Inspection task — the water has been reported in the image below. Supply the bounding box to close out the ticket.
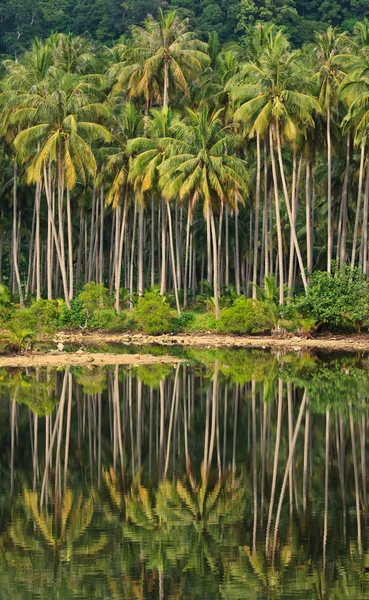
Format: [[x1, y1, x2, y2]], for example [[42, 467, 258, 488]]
[[0, 348, 369, 598]]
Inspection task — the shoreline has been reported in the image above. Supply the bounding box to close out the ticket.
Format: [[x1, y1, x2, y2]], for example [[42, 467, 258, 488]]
[[54, 331, 369, 353]]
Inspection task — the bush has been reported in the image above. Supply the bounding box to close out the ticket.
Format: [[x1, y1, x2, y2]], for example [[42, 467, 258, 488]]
[[218, 297, 273, 334], [89, 309, 126, 332], [58, 298, 85, 329], [292, 266, 369, 331], [28, 299, 59, 334], [184, 311, 217, 332], [132, 292, 173, 334], [78, 282, 111, 316], [171, 312, 195, 332]]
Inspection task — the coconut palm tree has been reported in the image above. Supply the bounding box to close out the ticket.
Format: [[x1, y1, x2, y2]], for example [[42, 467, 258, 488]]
[[12, 71, 111, 307], [129, 9, 209, 108], [158, 105, 248, 317]]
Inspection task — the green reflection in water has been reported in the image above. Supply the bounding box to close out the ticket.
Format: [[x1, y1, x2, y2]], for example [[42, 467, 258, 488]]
[[0, 349, 368, 598]]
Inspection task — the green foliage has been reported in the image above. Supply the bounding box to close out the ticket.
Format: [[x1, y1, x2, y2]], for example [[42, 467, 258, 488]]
[[78, 283, 112, 316], [184, 311, 218, 332], [58, 298, 85, 329], [28, 299, 59, 333], [218, 297, 273, 334], [0, 323, 34, 352], [89, 309, 126, 331], [171, 311, 195, 332], [291, 267, 369, 331], [131, 292, 174, 335]]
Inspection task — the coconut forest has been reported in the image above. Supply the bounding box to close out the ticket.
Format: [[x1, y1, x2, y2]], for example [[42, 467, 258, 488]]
[[1, 3, 369, 599]]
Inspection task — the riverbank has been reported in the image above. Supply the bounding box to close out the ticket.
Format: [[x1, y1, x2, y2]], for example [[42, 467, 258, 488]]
[[0, 351, 182, 368], [52, 331, 369, 353]]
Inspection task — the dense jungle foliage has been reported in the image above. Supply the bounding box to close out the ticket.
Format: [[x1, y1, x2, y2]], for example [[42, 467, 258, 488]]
[[3, 9, 369, 338], [2, 0, 369, 56]]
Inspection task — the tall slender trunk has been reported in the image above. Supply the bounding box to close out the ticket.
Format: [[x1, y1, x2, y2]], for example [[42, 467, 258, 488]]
[[269, 128, 284, 304], [151, 198, 155, 287], [351, 144, 366, 270], [160, 200, 167, 295], [339, 133, 350, 269], [209, 207, 220, 318], [115, 189, 128, 313], [184, 202, 191, 308], [163, 60, 169, 107], [275, 122, 307, 291], [137, 204, 144, 296], [166, 202, 181, 315], [234, 210, 240, 295], [66, 186, 73, 300], [12, 158, 24, 307], [327, 106, 333, 273], [99, 186, 104, 284], [35, 182, 41, 300], [362, 160, 369, 275], [252, 132, 261, 298], [306, 158, 313, 274]]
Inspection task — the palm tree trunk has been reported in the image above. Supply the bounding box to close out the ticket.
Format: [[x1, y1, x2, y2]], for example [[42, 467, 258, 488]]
[[234, 210, 240, 295], [115, 189, 128, 313], [160, 200, 167, 295], [252, 132, 261, 298], [327, 105, 333, 273], [35, 181, 41, 300], [151, 198, 155, 287], [209, 207, 220, 318], [99, 186, 104, 284], [43, 166, 70, 308], [66, 186, 73, 300], [184, 202, 191, 308], [166, 202, 181, 315], [269, 128, 284, 304], [339, 133, 350, 269], [137, 204, 144, 296], [362, 161, 369, 275], [129, 201, 137, 307], [306, 158, 313, 274], [275, 122, 307, 291], [351, 144, 365, 270], [163, 60, 169, 107], [12, 158, 24, 307]]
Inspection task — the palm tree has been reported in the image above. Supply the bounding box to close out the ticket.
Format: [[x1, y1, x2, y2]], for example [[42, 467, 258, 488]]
[[158, 105, 248, 317], [129, 9, 209, 107], [128, 106, 183, 314], [12, 71, 111, 307], [315, 27, 348, 273], [233, 28, 319, 302]]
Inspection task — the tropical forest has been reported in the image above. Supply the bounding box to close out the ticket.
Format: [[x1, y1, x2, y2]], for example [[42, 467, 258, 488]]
[[1, 2, 369, 599]]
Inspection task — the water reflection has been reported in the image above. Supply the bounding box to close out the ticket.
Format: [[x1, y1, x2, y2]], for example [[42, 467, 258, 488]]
[[0, 350, 369, 598]]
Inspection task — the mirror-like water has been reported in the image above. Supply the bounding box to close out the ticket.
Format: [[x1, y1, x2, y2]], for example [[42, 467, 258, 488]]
[[1, 349, 369, 599]]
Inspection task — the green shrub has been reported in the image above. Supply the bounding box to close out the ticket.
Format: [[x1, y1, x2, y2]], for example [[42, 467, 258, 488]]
[[219, 297, 273, 334], [58, 298, 85, 329], [8, 309, 36, 333], [185, 311, 217, 332], [292, 266, 369, 331], [78, 282, 111, 316], [28, 299, 59, 333], [132, 292, 173, 334], [171, 311, 195, 332], [89, 309, 126, 332]]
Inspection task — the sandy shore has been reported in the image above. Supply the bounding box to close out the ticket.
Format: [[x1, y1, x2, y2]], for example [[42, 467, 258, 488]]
[[0, 352, 182, 368], [52, 331, 369, 353]]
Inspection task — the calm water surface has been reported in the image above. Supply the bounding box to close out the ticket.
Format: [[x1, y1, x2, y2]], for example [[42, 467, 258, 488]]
[[1, 348, 369, 599]]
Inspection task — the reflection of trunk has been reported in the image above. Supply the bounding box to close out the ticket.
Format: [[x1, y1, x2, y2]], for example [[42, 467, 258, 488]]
[[207, 361, 219, 477], [159, 380, 165, 477], [10, 400, 16, 497], [137, 380, 142, 472], [232, 386, 239, 476], [349, 404, 362, 554], [303, 406, 310, 513], [33, 413, 38, 491], [361, 415, 367, 525], [252, 380, 257, 551], [40, 369, 69, 505], [323, 409, 330, 572], [261, 402, 267, 527], [63, 372, 73, 491], [272, 392, 307, 559], [222, 384, 228, 473], [164, 364, 180, 479], [266, 379, 283, 552]]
